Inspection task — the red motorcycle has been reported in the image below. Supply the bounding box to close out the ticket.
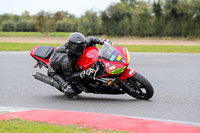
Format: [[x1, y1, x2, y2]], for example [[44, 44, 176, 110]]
[[30, 41, 154, 100]]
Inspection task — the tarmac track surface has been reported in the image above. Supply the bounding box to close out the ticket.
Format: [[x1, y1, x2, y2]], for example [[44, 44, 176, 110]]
[[0, 52, 200, 124]]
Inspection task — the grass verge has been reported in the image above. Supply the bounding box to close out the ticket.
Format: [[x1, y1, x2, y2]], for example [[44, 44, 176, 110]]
[[0, 119, 126, 133], [0, 42, 200, 53], [0, 32, 72, 37], [122, 45, 200, 53], [0, 42, 60, 51]]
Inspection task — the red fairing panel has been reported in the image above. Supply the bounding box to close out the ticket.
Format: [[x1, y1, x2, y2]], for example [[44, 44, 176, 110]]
[[119, 68, 136, 81], [30, 46, 55, 67], [76, 47, 100, 70], [115, 47, 129, 65]]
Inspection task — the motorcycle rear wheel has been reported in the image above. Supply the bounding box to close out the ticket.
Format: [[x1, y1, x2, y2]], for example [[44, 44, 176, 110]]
[[126, 72, 154, 100]]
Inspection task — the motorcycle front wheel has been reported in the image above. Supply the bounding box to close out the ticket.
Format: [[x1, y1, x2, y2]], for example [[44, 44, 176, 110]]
[[126, 72, 154, 100]]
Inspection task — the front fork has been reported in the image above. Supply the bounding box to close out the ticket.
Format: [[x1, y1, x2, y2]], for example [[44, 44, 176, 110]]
[[105, 68, 136, 92], [91, 68, 136, 88]]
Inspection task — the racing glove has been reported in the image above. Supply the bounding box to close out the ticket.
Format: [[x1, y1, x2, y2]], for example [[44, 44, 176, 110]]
[[86, 36, 104, 45], [95, 38, 104, 45]]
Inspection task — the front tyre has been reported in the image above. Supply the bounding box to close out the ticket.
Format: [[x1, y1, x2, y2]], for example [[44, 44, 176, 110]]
[[126, 72, 154, 100]]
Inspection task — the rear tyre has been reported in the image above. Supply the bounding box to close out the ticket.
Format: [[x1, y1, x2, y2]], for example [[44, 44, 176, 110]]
[[126, 72, 154, 100]]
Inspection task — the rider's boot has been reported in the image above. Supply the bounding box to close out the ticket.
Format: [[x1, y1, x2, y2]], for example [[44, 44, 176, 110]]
[[62, 83, 75, 98], [53, 74, 75, 98]]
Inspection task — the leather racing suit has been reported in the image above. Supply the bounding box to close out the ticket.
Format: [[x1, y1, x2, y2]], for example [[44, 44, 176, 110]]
[[49, 36, 103, 94]]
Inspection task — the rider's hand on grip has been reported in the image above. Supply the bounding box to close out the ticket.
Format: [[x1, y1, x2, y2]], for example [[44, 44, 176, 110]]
[[102, 40, 112, 45], [95, 38, 104, 45]]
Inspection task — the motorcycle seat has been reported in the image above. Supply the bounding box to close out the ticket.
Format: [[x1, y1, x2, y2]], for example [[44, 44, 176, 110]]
[[35, 46, 54, 59]]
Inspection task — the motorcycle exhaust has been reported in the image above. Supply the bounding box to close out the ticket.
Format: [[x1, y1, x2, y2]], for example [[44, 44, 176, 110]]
[[32, 72, 60, 90]]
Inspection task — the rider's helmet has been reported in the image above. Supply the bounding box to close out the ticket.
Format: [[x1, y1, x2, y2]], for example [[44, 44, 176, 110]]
[[68, 32, 86, 57]]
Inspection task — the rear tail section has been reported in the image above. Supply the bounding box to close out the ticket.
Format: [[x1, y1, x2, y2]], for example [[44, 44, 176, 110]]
[[30, 46, 55, 68]]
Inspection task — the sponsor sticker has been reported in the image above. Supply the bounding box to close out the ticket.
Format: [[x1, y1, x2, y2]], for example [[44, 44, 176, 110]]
[[128, 69, 134, 75], [109, 65, 116, 71], [113, 51, 118, 56], [110, 55, 116, 61], [106, 63, 110, 66], [116, 55, 122, 61]]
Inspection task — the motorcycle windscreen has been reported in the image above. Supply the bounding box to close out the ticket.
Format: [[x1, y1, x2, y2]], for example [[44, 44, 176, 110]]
[[100, 42, 126, 63]]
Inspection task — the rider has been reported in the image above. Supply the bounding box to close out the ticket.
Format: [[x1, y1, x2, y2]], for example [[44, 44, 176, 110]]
[[49, 32, 104, 98]]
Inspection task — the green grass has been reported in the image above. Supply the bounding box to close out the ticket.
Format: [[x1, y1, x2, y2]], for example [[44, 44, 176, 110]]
[[0, 42, 200, 53], [0, 111, 10, 114], [0, 119, 126, 133], [0, 32, 72, 37], [0, 42, 59, 51], [119, 45, 200, 53]]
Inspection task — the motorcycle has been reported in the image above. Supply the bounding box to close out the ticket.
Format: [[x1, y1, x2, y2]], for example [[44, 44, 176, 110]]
[[30, 41, 154, 100]]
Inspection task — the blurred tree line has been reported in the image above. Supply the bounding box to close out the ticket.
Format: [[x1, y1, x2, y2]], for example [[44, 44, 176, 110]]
[[0, 0, 199, 37]]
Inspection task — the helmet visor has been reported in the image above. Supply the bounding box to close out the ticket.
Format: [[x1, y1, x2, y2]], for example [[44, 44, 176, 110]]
[[69, 42, 85, 53]]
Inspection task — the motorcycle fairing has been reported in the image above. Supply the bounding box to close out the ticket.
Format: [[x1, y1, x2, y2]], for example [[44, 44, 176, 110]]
[[76, 47, 100, 70], [76, 42, 131, 76], [100, 45, 130, 75], [102, 60, 127, 75], [115, 47, 130, 64]]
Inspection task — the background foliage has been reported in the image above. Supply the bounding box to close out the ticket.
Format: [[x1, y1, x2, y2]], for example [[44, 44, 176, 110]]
[[0, 0, 199, 37]]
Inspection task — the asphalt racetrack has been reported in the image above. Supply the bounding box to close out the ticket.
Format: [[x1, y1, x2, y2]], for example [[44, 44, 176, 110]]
[[0, 52, 200, 124]]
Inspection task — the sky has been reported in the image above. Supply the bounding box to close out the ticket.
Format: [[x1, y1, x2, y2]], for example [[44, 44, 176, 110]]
[[0, 0, 121, 17]]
